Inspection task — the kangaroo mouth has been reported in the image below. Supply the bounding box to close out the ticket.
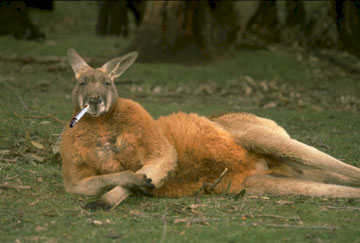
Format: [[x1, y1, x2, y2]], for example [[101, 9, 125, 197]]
[[87, 103, 106, 117], [78, 94, 112, 117], [82, 98, 106, 117]]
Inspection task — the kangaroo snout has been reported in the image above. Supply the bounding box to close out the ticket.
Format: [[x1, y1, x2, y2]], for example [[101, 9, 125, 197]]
[[88, 96, 104, 106], [85, 95, 106, 117]]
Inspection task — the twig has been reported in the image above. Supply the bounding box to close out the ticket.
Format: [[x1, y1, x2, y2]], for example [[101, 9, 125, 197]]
[[266, 224, 338, 230], [255, 214, 300, 221], [173, 217, 217, 225], [323, 206, 360, 211], [13, 112, 67, 125], [0, 183, 31, 190], [208, 168, 228, 191], [221, 180, 232, 195], [7, 86, 29, 111], [194, 168, 228, 196], [194, 185, 206, 196], [0, 158, 19, 163], [314, 138, 330, 150], [159, 205, 168, 243], [238, 197, 248, 215]]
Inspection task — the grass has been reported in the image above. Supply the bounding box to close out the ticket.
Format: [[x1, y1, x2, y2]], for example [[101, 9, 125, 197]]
[[1, 2, 360, 243]]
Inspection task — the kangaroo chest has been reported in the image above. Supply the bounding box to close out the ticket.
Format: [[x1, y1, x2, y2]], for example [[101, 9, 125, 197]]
[[86, 130, 143, 174]]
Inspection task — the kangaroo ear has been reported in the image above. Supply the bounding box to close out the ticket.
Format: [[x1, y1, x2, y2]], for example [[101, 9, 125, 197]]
[[101, 51, 138, 80], [67, 48, 91, 79]]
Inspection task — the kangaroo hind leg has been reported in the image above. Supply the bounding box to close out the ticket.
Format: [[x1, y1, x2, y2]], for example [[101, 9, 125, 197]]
[[212, 113, 360, 186], [245, 175, 360, 198]]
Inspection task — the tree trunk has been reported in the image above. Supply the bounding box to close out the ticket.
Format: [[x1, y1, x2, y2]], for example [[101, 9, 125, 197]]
[[96, 0, 146, 37], [242, 0, 279, 47], [24, 0, 53, 10], [279, 0, 306, 46], [0, 1, 45, 40], [96, 1, 128, 37], [331, 0, 360, 56], [127, 0, 146, 26], [127, 1, 240, 62], [286, 0, 305, 28]]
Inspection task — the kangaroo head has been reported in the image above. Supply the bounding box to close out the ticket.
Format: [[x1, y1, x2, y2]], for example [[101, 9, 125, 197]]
[[67, 48, 138, 117]]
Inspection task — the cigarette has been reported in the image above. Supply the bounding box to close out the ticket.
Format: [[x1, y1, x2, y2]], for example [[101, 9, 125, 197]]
[[69, 105, 89, 128]]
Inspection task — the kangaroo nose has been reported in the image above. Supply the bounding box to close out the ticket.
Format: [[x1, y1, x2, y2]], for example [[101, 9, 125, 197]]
[[89, 97, 102, 106]]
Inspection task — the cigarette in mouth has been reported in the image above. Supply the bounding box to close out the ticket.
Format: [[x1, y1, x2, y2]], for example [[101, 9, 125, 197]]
[[69, 105, 89, 128]]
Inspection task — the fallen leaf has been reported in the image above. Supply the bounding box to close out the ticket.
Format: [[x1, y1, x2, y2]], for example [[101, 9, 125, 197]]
[[31, 141, 44, 150], [30, 154, 45, 162], [263, 102, 277, 108], [29, 199, 40, 206], [260, 81, 269, 92], [187, 204, 207, 210], [195, 84, 213, 95], [174, 218, 188, 224], [52, 144, 61, 154], [276, 200, 294, 206], [92, 220, 103, 226], [244, 75, 256, 86], [153, 86, 162, 94], [129, 210, 145, 217], [0, 150, 10, 155], [35, 226, 46, 232], [40, 121, 51, 125]]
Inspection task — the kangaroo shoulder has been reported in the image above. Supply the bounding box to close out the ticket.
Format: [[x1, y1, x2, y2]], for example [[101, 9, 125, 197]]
[[115, 98, 155, 123]]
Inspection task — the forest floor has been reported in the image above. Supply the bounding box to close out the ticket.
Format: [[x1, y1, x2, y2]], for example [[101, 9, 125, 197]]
[[1, 2, 360, 243]]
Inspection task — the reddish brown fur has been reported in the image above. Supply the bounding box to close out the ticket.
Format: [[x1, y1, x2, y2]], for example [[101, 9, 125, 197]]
[[61, 99, 270, 197], [61, 98, 170, 189], [154, 112, 263, 197], [61, 49, 360, 209]]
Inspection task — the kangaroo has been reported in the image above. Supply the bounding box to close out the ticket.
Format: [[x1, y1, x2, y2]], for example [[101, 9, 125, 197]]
[[60, 49, 360, 210]]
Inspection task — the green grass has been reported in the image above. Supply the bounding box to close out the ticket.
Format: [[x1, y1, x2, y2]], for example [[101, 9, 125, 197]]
[[1, 2, 360, 243]]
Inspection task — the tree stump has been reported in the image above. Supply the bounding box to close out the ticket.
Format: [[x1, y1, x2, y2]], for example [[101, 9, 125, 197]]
[[127, 1, 240, 62]]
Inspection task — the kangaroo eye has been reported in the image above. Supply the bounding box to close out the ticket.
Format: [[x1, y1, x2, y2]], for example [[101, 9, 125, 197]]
[[103, 81, 111, 86], [79, 81, 87, 87]]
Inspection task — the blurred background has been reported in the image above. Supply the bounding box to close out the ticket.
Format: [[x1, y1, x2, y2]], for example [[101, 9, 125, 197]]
[[1, 1, 360, 60], [0, 0, 360, 58]]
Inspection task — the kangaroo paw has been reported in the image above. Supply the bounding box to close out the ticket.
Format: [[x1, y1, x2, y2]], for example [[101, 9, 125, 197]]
[[124, 174, 155, 196], [84, 200, 112, 211]]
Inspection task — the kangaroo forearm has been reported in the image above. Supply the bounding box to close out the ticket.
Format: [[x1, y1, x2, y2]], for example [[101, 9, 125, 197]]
[[65, 171, 134, 196], [137, 146, 177, 187]]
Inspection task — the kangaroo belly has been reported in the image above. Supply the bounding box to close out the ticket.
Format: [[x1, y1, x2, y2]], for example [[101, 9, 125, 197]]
[[155, 112, 268, 196]]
